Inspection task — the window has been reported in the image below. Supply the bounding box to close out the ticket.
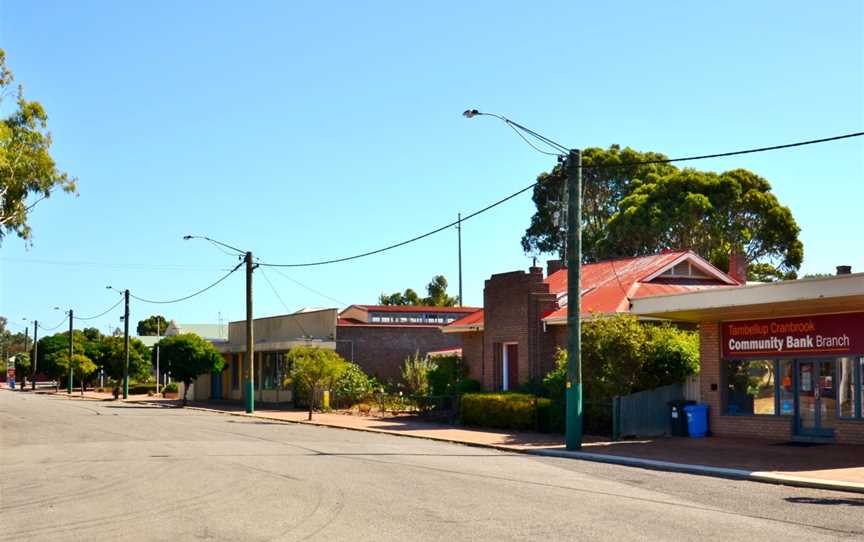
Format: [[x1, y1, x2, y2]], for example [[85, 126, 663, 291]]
[[838, 357, 856, 418], [725, 359, 776, 415], [262, 353, 279, 390], [778, 360, 794, 415]]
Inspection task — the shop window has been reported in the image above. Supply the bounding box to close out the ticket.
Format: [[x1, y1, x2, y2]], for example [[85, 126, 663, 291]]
[[725, 359, 776, 415], [778, 360, 794, 415], [261, 353, 279, 390]]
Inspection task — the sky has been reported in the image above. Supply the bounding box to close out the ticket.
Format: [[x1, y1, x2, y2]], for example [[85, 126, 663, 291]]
[[1, 0, 862, 336]]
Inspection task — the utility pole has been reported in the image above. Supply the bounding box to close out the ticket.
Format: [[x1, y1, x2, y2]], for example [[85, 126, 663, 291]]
[[565, 148, 583, 450], [67, 310, 74, 394], [155, 317, 161, 395], [31, 321, 38, 391], [123, 289, 130, 399], [245, 251, 255, 413], [457, 213, 463, 306]]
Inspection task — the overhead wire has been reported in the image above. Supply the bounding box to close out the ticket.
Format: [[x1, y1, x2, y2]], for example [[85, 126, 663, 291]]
[[73, 295, 125, 321], [258, 130, 864, 269], [39, 315, 70, 332], [129, 261, 243, 304], [265, 266, 348, 307], [258, 266, 310, 338]]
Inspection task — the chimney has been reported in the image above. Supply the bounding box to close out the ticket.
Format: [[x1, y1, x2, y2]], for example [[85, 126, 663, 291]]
[[728, 252, 747, 284], [836, 265, 852, 275], [547, 259, 565, 276], [529, 265, 544, 278]]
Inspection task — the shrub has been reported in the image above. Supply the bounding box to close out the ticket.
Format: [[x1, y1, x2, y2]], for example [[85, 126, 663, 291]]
[[460, 393, 551, 431], [162, 382, 178, 393], [128, 383, 157, 395], [455, 378, 482, 394], [401, 352, 434, 396], [427, 355, 465, 396], [331, 362, 375, 408]]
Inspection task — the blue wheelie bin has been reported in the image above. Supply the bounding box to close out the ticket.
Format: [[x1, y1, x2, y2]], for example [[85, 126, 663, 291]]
[[684, 404, 709, 438]]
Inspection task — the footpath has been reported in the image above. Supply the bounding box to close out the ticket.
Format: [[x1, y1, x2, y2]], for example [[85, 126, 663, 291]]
[[9, 385, 864, 495]]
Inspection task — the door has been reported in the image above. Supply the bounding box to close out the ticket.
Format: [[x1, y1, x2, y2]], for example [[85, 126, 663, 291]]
[[503, 343, 519, 391], [796, 359, 836, 437], [210, 368, 223, 400]]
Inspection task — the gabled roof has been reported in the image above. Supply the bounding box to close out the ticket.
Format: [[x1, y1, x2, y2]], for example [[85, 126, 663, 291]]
[[542, 251, 738, 323]]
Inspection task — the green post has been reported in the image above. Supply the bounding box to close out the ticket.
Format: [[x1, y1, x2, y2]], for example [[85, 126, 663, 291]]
[[67, 310, 73, 394], [565, 148, 583, 450], [244, 251, 255, 413], [123, 289, 130, 399]]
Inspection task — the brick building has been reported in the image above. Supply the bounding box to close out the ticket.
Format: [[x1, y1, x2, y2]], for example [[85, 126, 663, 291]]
[[632, 268, 864, 444], [444, 251, 739, 391], [336, 305, 479, 381]]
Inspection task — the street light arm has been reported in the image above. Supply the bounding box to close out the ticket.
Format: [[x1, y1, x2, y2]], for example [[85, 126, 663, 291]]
[[183, 235, 246, 256], [462, 109, 570, 154]]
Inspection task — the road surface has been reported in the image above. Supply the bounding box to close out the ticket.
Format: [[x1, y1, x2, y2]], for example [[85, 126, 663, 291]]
[[1, 391, 862, 541]]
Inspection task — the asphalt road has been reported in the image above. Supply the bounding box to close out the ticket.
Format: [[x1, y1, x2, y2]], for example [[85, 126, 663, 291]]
[[1, 391, 862, 541]]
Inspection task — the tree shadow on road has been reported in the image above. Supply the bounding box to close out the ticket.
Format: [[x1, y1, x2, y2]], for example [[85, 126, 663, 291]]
[[785, 496, 864, 507]]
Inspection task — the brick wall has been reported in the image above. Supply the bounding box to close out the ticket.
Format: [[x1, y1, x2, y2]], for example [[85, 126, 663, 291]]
[[461, 331, 484, 382], [336, 325, 462, 382], [699, 321, 864, 444], [482, 268, 558, 390]]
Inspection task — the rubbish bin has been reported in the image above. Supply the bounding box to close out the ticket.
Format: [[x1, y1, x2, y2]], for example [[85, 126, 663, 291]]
[[668, 400, 695, 436], [684, 404, 709, 438]]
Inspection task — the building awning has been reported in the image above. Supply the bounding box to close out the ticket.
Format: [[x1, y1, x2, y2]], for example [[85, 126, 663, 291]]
[[217, 339, 336, 354], [630, 273, 864, 323]]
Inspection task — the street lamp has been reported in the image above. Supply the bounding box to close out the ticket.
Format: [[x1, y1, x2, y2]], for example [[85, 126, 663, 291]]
[[184, 234, 255, 413], [464, 109, 584, 450]]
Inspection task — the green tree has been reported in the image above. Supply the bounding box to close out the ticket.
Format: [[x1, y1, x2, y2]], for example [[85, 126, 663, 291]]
[[602, 168, 803, 277], [136, 315, 169, 336], [156, 333, 224, 404], [521, 145, 676, 262], [0, 49, 77, 243], [286, 346, 347, 420], [12, 351, 30, 387], [379, 275, 458, 306], [49, 352, 96, 394], [521, 145, 803, 279], [92, 335, 151, 383]]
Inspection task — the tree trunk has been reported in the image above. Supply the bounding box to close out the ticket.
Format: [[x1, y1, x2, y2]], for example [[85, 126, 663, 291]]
[[308, 386, 315, 421]]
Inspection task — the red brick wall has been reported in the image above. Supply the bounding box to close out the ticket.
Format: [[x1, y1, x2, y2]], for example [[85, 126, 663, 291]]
[[481, 268, 558, 390], [699, 321, 864, 444], [461, 331, 484, 382], [335, 325, 462, 382]]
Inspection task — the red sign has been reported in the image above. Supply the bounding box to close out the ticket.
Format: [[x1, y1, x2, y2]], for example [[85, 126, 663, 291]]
[[722, 312, 864, 359]]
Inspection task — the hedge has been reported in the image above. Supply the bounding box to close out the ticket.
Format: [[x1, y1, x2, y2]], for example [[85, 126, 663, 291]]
[[460, 393, 551, 431]]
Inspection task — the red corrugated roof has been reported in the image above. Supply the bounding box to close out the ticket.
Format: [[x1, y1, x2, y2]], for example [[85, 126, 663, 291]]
[[349, 305, 480, 314], [543, 251, 737, 321], [447, 309, 484, 329]]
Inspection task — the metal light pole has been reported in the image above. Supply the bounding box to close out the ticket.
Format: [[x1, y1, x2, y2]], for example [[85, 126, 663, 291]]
[[67, 310, 74, 394], [457, 213, 463, 306], [464, 109, 584, 449], [123, 289, 130, 399], [155, 318, 161, 395], [31, 320, 38, 391]]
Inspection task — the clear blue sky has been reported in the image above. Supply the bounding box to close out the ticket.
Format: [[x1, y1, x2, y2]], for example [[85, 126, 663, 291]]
[[1, 0, 862, 334]]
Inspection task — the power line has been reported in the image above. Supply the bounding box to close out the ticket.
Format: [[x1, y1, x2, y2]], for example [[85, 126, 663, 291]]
[[258, 266, 310, 338], [259, 130, 863, 269], [265, 266, 348, 306], [74, 295, 124, 321], [39, 316, 69, 332], [129, 261, 243, 304]]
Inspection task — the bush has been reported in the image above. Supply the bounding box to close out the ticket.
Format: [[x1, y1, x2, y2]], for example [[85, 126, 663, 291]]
[[162, 382, 178, 393], [427, 355, 465, 396], [460, 393, 551, 431], [401, 352, 434, 396], [128, 383, 157, 395], [455, 378, 482, 395], [331, 362, 375, 408]]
